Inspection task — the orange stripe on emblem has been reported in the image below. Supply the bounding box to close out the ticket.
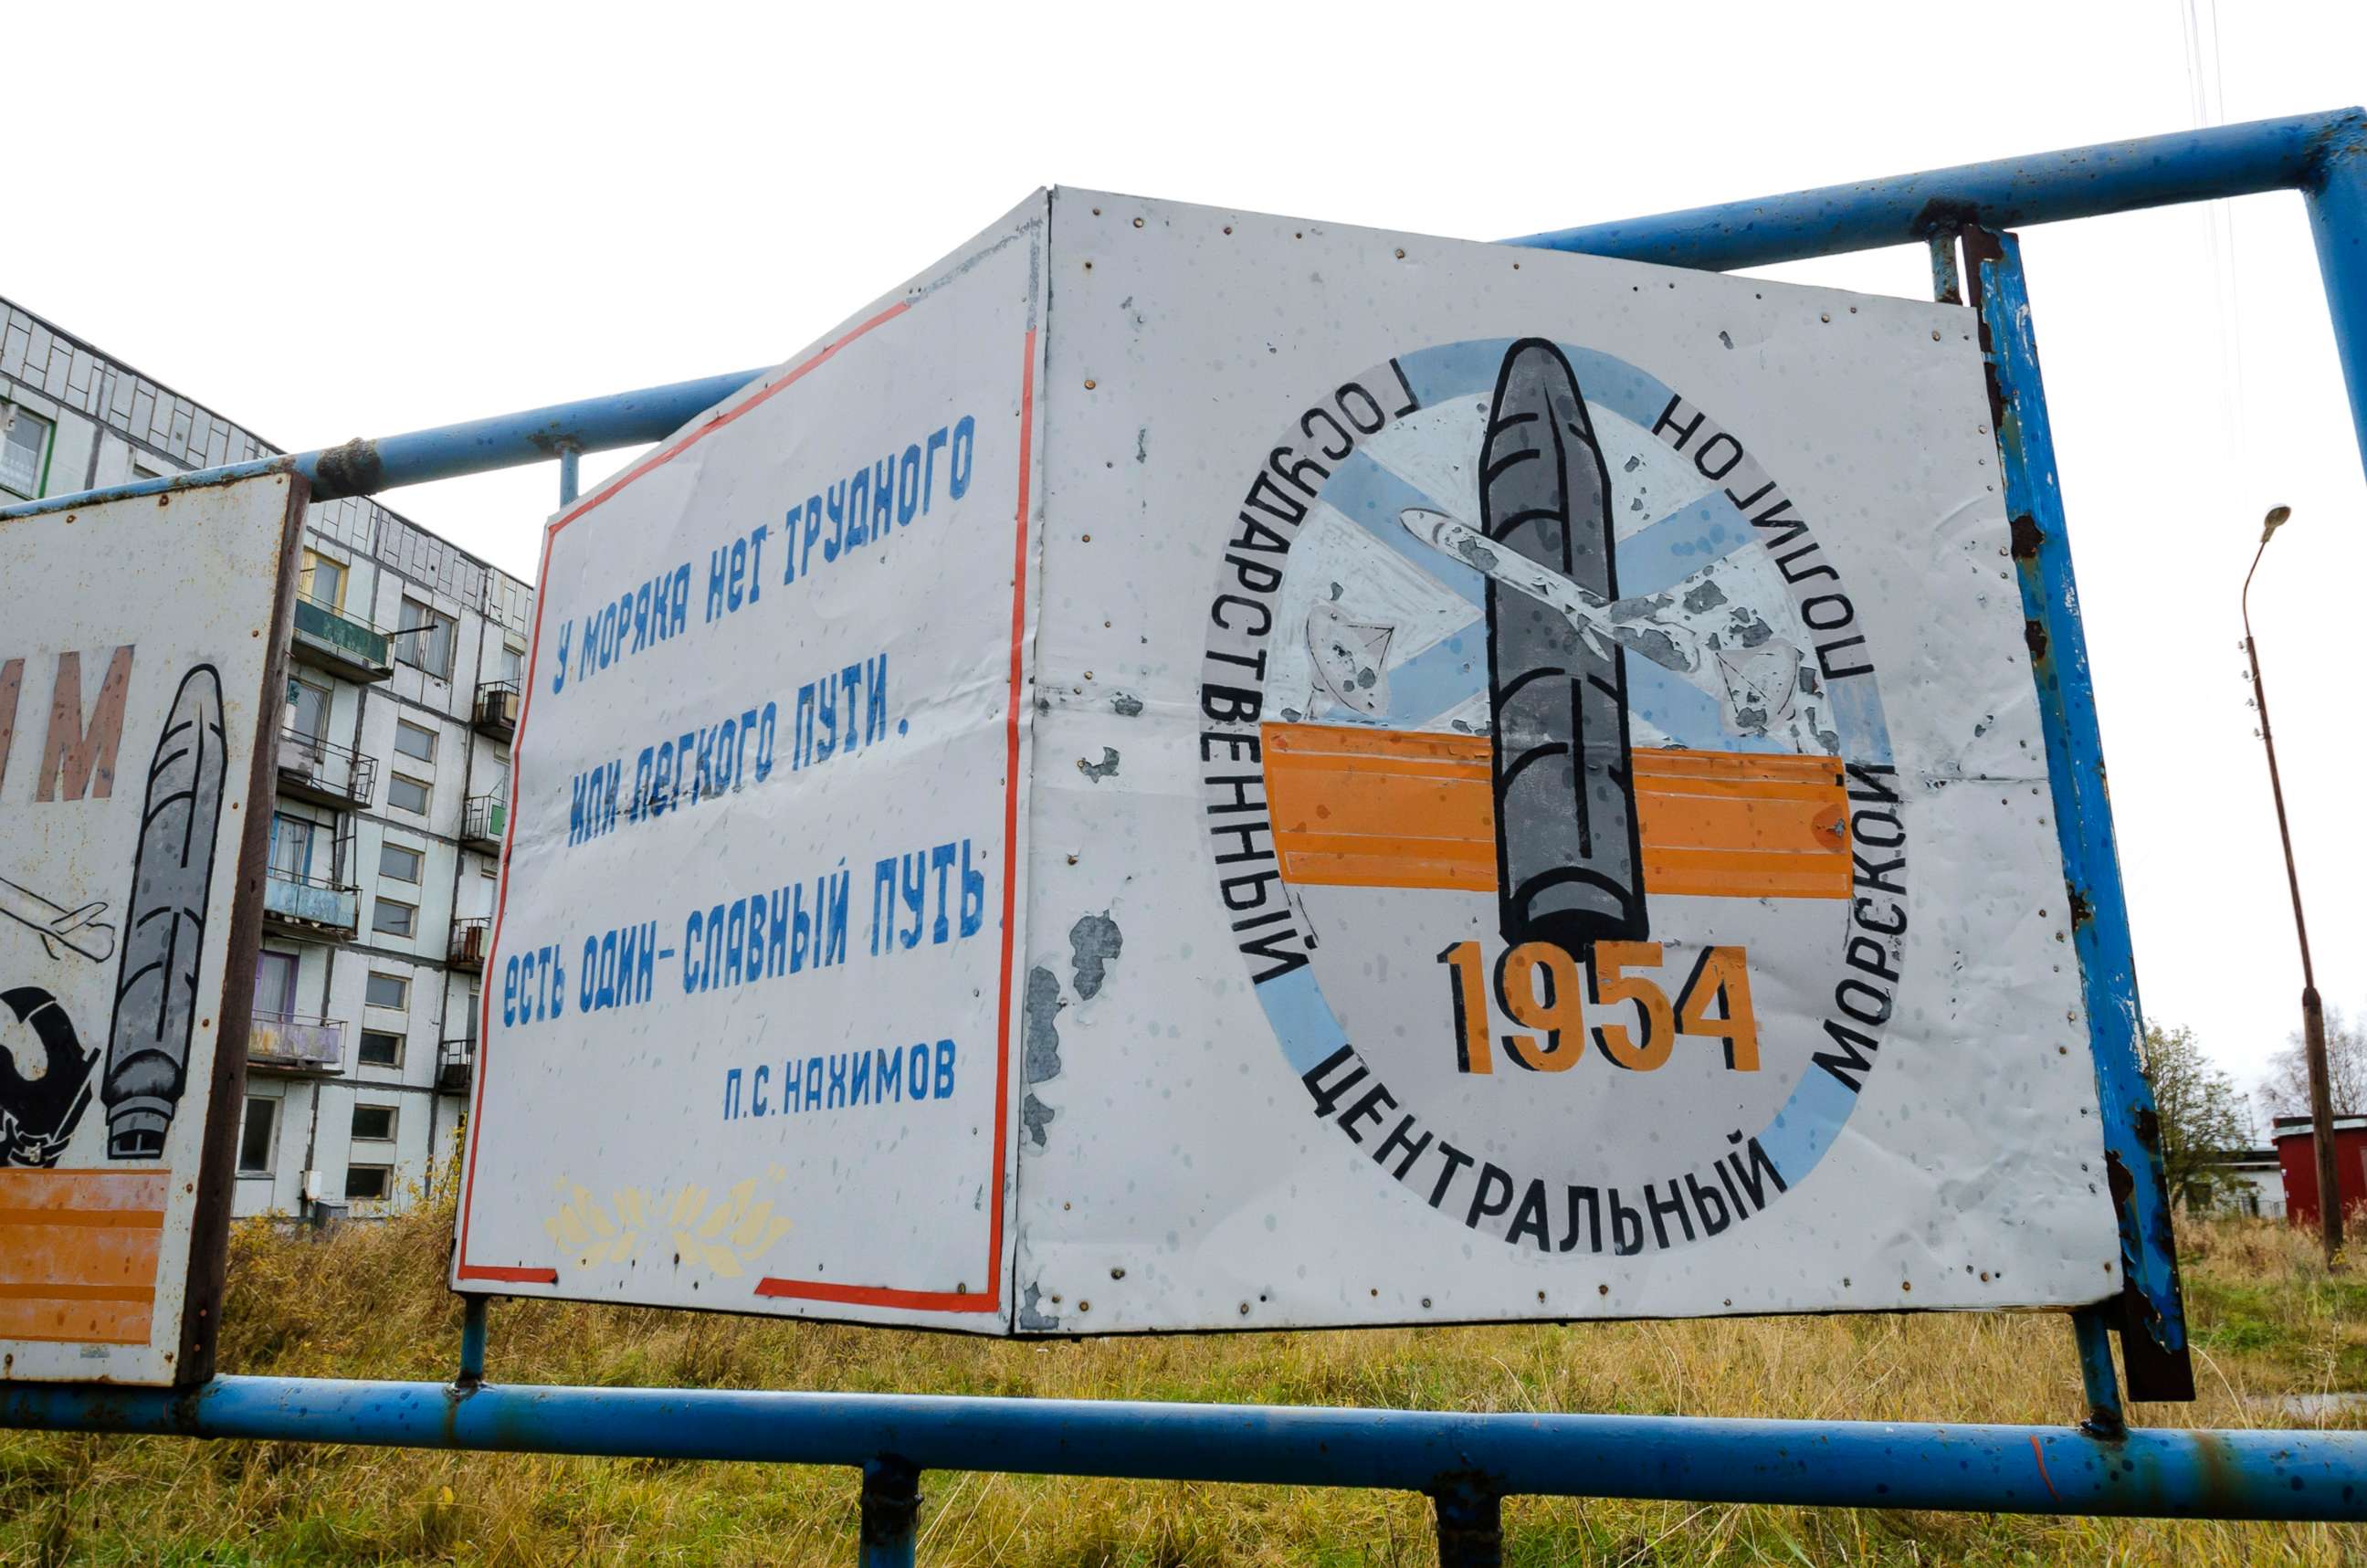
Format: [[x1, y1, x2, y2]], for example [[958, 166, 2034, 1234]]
[[1264, 722, 1850, 900]]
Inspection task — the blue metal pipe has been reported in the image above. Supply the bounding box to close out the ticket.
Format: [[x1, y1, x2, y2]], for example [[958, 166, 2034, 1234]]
[[5, 112, 2358, 528], [4, 1376, 2362, 1521], [2305, 136, 2367, 477], [1977, 230, 2194, 1401], [1504, 110, 2365, 269], [0, 368, 767, 521]]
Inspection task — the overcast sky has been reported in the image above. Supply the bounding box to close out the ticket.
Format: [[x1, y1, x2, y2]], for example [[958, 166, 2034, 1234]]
[[8, 2, 2360, 1105]]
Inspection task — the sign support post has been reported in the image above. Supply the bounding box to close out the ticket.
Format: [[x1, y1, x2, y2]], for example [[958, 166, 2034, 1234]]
[[1964, 225, 2193, 1401]]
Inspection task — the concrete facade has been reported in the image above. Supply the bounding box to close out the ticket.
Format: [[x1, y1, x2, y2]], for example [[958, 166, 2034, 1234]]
[[2, 296, 531, 1220]]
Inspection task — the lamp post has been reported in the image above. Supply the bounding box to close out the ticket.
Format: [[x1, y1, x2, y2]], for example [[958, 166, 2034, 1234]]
[[2243, 505, 2339, 1264]]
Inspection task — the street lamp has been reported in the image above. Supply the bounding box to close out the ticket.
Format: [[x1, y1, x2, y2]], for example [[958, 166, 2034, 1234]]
[[2243, 504, 2339, 1264]]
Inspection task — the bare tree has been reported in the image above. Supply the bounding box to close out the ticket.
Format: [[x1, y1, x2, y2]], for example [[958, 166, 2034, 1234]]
[[2256, 1004, 2366, 1122], [2138, 1025, 2250, 1210]]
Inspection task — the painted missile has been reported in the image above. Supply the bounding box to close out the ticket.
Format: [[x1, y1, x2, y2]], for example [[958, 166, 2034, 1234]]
[[0, 876, 116, 964], [1476, 339, 1646, 950], [101, 665, 226, 1161]]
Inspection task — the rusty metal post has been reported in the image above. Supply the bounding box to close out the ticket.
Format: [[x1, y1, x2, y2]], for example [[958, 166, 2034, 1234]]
[[1430, 1478, 1503, 1568], [1928, 233, 1964, 305], [455, 1295, 488, 1390], [859, 1457, 920, 1568], [2072, 1305, 2126, 1438], [2242, 511, 2339, 1264]]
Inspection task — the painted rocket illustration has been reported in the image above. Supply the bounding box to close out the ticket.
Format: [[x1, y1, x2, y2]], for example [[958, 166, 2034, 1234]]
[[100, 665, 226, 1161], [1471, 340, 1646, 950]]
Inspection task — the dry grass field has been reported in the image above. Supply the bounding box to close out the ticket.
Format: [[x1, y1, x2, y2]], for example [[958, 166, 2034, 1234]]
[[4, 1186, 2366, 1565]]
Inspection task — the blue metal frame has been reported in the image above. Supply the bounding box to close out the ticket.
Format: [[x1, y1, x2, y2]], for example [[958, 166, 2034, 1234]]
[[1969, 226, 2191, 1401], [9, 110, 2367, 1557], [4, 1375, 2362, 1520]]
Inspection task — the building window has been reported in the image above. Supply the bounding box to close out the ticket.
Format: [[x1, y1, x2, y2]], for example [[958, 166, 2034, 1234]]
[[394, 720, 437, 763], [397, 597, 455, 679], [379, 841, 424, 883], [352, 1104, 396, 1142], [498, 641, 525, 684], [268, 813, 319, 880], [357, 1028, 402, 1067], [364, 971, 408, 1011], [300, 550, 347, 612], [1, 405, 53, 498], [237, 1097, 279, 1174], [344, 1164, 393, 1202], [285, 678, 331, 742], [388, 773, 431, 816], [372, 897, 417, 938], [254, 950, 300, 1016]]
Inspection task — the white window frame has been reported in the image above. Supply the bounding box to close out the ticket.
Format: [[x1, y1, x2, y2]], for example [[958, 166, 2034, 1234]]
[[378, 841, 425, 884], [372, 896, 418, 939], [394, 719, 437, 763], [237, 1095, 279, 1175], [364, 971, 409, 1011], [344, 1163, 394, 1202], [1, 403, 54, 499], [388, 773, 432, 816], [356, 1027, 404, 1068], [396, 597, 456, 680], [351, 1103, 398, 1143]]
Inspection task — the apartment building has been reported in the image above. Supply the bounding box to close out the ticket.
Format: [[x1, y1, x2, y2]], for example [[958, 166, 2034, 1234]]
[[1, 295, 531, 1219]]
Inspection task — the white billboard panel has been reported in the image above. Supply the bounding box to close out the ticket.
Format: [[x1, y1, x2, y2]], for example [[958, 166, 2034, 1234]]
[[458, 189, 2120, 1332], [453, 198, 1046, 1326], [0, 472, 301, 1383]]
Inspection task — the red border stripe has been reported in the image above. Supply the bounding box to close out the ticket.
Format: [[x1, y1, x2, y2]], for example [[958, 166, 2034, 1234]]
[[752, 323, 1036, 1318], [458, 301, 909, 1288], [458, 301, 1036, 1325], [457, 1265, 560, 1285]]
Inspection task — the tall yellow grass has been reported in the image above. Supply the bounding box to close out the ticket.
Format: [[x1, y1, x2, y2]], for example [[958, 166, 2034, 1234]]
[[4, 1185, 2364, 1564]]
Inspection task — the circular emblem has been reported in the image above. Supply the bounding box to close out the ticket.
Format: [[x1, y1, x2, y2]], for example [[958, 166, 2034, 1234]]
[[1198, 338, 1905, 1258]]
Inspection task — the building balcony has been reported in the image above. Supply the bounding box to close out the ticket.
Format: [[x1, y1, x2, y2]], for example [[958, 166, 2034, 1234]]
[[448, 915, 489, 972], [248, 1011, 345, 1073], [437, 1036, 475, 1093], [264, 866, 360, 939], [274, 730, 377, 810], [461, 794, 507, 853], [473, 679, 520, 742], [289, 593, 394, 683]]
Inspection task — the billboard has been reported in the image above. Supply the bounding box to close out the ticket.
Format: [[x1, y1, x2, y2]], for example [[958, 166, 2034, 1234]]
[[0, 472, 302, 1383], [456, 191, 2123, 1332]]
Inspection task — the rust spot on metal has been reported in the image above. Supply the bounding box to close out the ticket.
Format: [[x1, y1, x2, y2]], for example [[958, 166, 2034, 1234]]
[[2009, 513, 2044, 561], [2067, 888, 2093, 927], [2024, 618, 2048, 662], [2105, 1149, 2136, 1207], [2131, 1106, 2162, 1154], [311, 437, 384, 499], [1910, 197, 1983, 237]]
